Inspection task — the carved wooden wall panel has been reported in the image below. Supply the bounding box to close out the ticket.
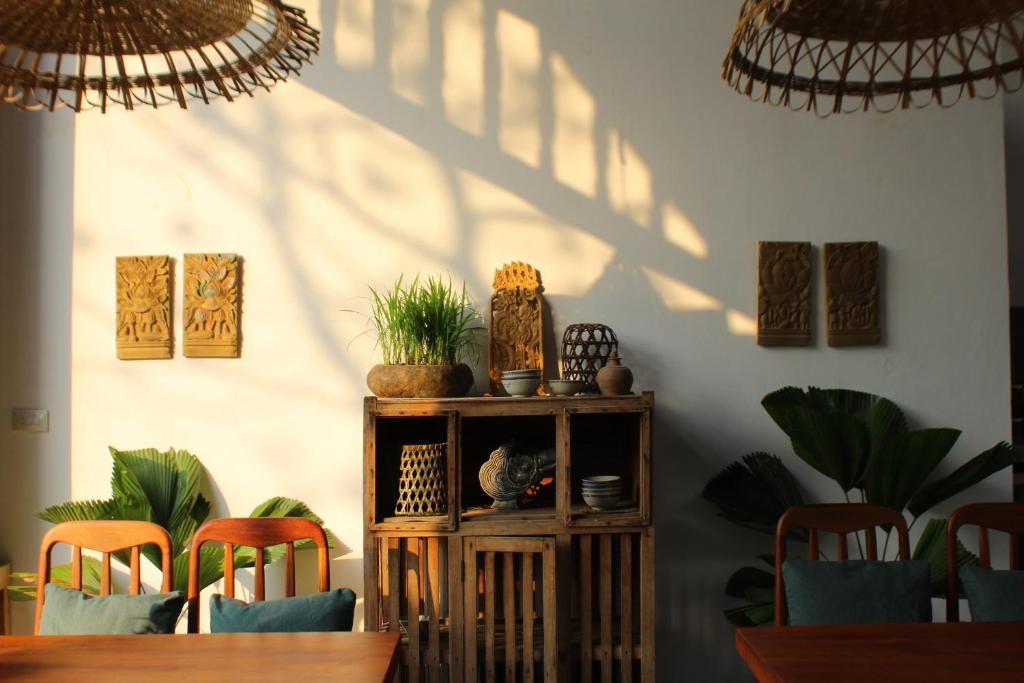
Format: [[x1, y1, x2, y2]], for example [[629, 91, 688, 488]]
[[184, 253, 241, 358], [488, 262, 544, 393], [825, 241, 881, 347], [757, 241, 812, 346], [116, 256, 172, 360]]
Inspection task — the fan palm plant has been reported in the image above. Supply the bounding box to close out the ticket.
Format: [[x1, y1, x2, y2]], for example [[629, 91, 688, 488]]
[[10, 446, 326, 600], [703, 387, 1020, 626]]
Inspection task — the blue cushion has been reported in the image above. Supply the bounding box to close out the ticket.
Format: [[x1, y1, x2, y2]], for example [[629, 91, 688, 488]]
[[38, 583, 185, 635], [782, 559, 932, 626], [960, 566, 1024, 622], [209, 588, 356, 633]]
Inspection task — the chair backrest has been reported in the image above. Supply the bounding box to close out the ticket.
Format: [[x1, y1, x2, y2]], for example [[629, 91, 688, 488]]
[[186, 517, 330, 633], [34, 520, 173, 635], [946, 502, 1024, 622], [775, 504, 910, 626]]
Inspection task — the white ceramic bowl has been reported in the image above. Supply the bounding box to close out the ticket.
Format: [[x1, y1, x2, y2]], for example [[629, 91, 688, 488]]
[[581, 476, 622, 510], [502, 376, 542, 397], [548, 379, 586, 396]]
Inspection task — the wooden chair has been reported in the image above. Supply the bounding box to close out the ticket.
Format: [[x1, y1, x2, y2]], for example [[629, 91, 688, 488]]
[[946, 502, 1024, 622], [186, 517, 330, 633], [34, 520, 174, 635], [775, 504, 910, 626]]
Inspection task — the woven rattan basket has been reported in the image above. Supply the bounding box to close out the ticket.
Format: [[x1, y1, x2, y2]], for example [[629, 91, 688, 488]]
[[395, 443, 448, 517], [0, 0, 319, 112], [724, 0, 1024, 115]]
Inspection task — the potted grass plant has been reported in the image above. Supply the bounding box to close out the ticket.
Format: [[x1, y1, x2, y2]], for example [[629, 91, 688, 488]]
[[362, 274, 482, 398]]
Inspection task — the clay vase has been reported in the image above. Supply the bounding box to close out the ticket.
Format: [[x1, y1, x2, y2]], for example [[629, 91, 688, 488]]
[[367, 363, 474, 398], [596, 351, 633, 396]]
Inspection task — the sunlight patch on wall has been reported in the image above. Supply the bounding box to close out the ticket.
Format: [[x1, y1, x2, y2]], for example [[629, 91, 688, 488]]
[[642, 267, 722, 311], [461, 172, 614, 297], [334, 0, 374, 70], [552, 52, 596, 198], [662, 201, 708, 259], [498, 9, 542, 168], [390, 0, 430, 106], [726, 309, 757, 337], [444, 0, 485, 136], [305, 114, 459, 264], [607, 128, 653, 227]]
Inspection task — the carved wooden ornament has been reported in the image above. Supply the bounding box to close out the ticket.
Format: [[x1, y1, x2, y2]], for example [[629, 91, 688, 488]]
[[116, 256, 172, 360], [184, 253, 241, 358], [488, 262, 544, 393], [826, 242, 881, 347], [757, 241, 812, 347]]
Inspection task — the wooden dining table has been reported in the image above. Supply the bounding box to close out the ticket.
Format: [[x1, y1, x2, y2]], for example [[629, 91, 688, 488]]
[[736, 622, 1024, 682], [0, 631, 400, 682]]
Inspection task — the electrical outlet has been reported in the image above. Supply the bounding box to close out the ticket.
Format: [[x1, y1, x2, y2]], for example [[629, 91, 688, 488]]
[[12, 408, 48, 433]]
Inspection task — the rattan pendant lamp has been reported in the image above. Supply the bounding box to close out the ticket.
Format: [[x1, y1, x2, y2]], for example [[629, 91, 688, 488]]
[[724, 0, 1024, 115], [0, 0, 319, 112]]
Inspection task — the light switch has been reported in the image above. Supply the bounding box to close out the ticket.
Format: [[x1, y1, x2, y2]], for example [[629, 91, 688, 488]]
[[12, 408, 49, 433]]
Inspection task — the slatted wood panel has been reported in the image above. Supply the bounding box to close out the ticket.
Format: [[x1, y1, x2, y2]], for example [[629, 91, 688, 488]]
[[570, 532, 652, 682], [464, 537, 556, 682], [377, 536, 456, 682]]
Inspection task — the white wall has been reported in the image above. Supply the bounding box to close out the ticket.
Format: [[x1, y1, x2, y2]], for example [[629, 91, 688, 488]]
[[3, 0, 1013, 677], [0, 109, 74, 631]]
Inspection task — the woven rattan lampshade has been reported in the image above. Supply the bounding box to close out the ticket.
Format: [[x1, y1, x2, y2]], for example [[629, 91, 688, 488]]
[[724, 0, 1024, 115], [0, 0, 319, 112]]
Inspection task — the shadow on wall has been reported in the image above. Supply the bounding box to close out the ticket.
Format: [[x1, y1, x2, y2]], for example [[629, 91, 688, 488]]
[[0, 108, 75, 633]]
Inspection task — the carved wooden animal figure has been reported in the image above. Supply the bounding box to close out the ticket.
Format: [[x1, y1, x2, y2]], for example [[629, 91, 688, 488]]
[[478, 440, 556, 510]]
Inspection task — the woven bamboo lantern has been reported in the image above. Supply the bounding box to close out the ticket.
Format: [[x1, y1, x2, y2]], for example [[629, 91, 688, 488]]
[[0, 0, 319, 112], [724, 0, 1024, 115], [394, 444, 448, 517]]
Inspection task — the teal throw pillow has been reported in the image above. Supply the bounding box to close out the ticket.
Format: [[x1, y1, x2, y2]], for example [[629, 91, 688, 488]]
[[210, 588, 356, 633], [960, 566, 1024, 622], [782, 559, 932, 626], [38, 583, 185, 635]]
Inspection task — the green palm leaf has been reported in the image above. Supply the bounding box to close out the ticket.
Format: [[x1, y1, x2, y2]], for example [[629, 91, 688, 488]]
[[762, 387, 909, 493], [723, 558, 776, 626], [863, 429, 961, 512], [174, 545, 226, 594], [702, 452, 807, 539], [234, 497, 330, 568], [911, 517, 978, 596], [109, 446, 206, 564], [762, 388, 868, 491], [9, 558, 104, 601], [907, 442, 1021, 517], [37, 500, 116, 523]]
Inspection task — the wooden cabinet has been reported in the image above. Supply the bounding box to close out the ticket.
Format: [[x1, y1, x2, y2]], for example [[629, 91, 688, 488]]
[[363, 393, 655, 682]]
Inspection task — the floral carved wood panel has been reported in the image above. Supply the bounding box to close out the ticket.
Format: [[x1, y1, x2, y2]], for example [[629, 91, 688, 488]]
[[825, 242, 881, 347], [757, 241, 812, 346], [184, 253, 241, 358], [116, 256, 172, 360], [488, 262, 544, 393]]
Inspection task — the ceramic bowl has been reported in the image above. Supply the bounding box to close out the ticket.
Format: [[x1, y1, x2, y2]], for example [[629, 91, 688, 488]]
[[502, 368, 542, 379], [581, 476, 622, 510], [547, 379, 586, 396], [502, 376, 542, 397]]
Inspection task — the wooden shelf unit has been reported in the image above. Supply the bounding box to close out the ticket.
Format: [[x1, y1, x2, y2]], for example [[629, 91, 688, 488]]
[[363, 392, 656, 682]]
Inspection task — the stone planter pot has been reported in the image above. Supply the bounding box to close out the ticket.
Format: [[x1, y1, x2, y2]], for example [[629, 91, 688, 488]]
[[367, 363, 474, 398]]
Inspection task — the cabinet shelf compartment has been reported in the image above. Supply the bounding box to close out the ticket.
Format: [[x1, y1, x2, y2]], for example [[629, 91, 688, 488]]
[[460, 415, 557, 516], [566, 411, 649, 527], [369, 413, 456, 531]]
